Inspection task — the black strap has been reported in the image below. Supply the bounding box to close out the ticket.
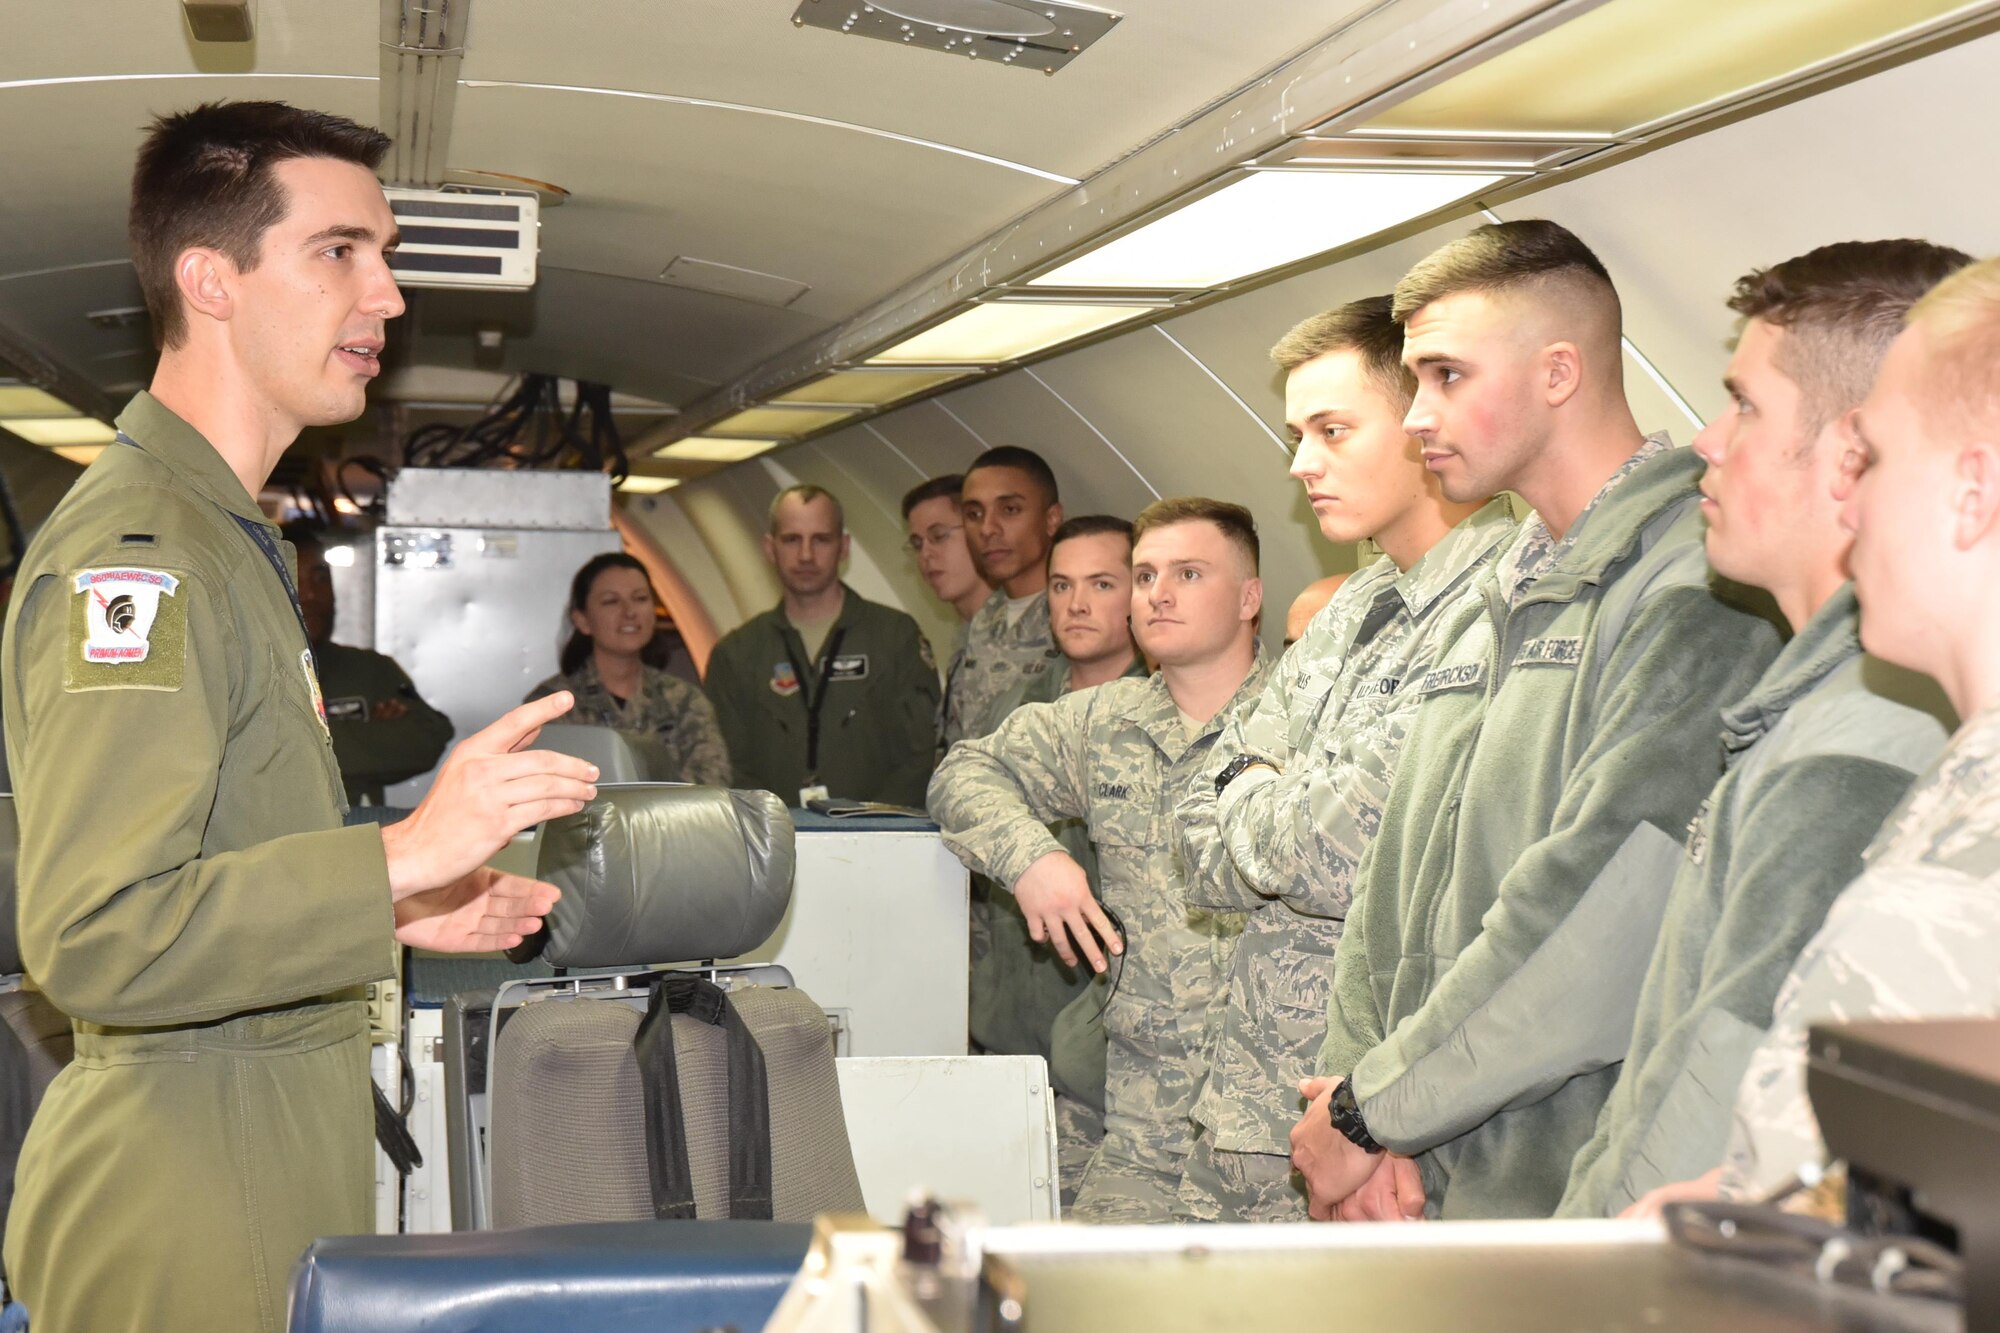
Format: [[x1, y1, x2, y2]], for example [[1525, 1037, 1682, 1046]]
[[781, 625, 849, 778], [632, 975, 773, 1220]]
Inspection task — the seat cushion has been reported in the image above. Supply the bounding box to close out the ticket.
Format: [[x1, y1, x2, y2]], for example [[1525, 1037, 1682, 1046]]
[[286, 1219, 812, 1333]]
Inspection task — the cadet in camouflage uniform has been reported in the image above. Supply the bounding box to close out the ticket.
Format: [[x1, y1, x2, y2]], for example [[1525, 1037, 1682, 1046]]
[[940, 447, 1064, 747], [1663, 256, 2000, 1209], [1559, 241, 1968, 1219], [285, 523, 454, 806], [528, 551, 732, 787], [1, 103, 584, 1333], [971, 517, 1145, 1205], [1298, 222, 1782, 1223], [932, 499, 1268, 1221], [1175, 297, 1513, 1222]]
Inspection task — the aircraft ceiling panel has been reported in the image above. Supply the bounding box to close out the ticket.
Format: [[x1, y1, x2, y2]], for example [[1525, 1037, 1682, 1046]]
[[460, 0, 1372, 184], [446, 84, 1061, 325], [841, 400, 985, 487], [394, 265, 824, 406], [0, 263, 155, 399], [0, 1, 373, 80]]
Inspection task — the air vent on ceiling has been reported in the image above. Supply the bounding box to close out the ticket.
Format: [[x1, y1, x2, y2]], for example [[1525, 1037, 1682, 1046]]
[[383, 187, 540, 292], [792, 0, 1121, 75]]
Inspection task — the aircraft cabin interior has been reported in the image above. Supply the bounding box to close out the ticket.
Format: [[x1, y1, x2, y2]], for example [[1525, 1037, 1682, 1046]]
[[1, 2, 1999, 1331]]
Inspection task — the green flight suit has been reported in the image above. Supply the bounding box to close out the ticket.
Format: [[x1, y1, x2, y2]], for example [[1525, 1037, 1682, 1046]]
[[704, 585, 940, 807], [2, 393, 396, 1333], [317, 640, 454, 806]]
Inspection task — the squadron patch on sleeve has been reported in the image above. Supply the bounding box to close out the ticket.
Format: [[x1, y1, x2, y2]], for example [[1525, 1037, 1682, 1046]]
[[64, 566, 186, 692], [300, 648, 331, 739]]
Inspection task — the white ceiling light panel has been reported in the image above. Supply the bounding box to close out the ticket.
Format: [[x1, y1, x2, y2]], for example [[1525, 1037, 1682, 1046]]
[[1027, 168, 1512, 291]]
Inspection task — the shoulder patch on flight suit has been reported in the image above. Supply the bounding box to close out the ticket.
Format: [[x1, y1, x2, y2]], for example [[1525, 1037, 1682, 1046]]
[[1513, 636, 1584, 668], [918, 634, 935, 672], [63, 566, 186, 692], [825, 653, 869, 681]]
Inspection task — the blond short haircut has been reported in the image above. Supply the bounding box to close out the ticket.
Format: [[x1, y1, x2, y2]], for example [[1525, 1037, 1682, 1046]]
[[1132, 496, 1259, 574], [1905, 256, 2000, 441], [1269, 295, 1415, 412]]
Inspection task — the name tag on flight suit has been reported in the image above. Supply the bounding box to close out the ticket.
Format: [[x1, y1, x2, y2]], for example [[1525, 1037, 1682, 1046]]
[[825, 654, 869, 681], [324, 696, 368, 722]]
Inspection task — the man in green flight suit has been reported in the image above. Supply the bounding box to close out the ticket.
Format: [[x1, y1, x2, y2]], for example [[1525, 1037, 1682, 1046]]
[[284, 522, 454, 807], [705, 484, 940, 807], [1, 102, 599, 1333]]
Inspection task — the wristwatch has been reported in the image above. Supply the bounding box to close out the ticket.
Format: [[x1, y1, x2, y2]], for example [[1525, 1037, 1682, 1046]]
[[1213, 753, 1280, 795], [1328, 1080, 1383, 1154]]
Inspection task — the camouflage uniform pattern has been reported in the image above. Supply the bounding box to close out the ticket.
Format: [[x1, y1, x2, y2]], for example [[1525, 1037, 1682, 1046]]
[[929, 660, 1271, 1221], [528, 658, 732, 787], [1719, 702, 2000, 1199], [1498, 436, 1670, 607], [1174, 502, 1515, 1222], [940, 588, 1056, 746]]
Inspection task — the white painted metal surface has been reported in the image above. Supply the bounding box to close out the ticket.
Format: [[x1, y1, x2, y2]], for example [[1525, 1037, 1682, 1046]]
[[836, 1056, 1059, 1225], [724, 828, 969, 1057], [384, 467, 612, 531]]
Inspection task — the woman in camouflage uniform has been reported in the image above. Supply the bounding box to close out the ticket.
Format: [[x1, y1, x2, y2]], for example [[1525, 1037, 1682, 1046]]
[[528, 553, 732, 785]]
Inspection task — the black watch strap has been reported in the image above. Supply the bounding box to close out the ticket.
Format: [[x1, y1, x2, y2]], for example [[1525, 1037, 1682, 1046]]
[[1328, 1080, 1382, 1154], [1214, 753, 1278, 795]]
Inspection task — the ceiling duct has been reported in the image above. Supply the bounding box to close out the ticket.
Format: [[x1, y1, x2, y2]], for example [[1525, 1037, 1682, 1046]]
[[791, 0, 1121, 75], [380, 0, 472, 188]]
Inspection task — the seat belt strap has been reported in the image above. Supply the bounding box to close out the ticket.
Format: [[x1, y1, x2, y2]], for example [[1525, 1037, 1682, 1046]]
[[634, 975, 774, 1219]]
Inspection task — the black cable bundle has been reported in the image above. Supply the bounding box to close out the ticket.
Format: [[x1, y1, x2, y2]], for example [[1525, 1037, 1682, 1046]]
[[400, 373, 629, 481]]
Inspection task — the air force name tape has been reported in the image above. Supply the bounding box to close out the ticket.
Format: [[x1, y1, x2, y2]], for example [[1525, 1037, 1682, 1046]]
[[65, 566, 187, 693]]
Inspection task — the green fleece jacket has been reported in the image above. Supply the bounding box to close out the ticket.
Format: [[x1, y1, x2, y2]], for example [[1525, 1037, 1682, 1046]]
[[1317, 443, 1783, 1219], [1557, 585, 1951, 1216]]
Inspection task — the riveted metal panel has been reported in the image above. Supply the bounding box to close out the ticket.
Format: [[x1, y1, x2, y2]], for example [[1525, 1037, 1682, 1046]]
[[385, 467, 613, 531]]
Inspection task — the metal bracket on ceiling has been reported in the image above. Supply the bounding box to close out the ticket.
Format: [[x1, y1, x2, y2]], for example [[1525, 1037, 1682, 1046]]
[[0, 320, 120, 426], [380, 0, 472, 188]]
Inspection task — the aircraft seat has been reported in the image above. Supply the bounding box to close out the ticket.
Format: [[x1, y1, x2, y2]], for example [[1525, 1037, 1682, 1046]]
[[287, 1219, 812, 1333], [466, 784, 866, 1229]]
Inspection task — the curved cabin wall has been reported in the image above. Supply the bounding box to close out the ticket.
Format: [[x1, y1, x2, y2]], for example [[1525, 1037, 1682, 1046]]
[[625, 27, 2000, 659]]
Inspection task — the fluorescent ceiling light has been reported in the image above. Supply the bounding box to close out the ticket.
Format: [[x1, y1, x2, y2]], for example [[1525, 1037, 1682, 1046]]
[[1028, 169, 1509, 291], [619, 475, 682, 494], [1363, 0, 1978, 137], [771, 368, 968, 407], [706, 407, 857, 438], [868, 302, 1153, 365], [53, 444, 107, 467], [0, 385, 77, 417], [655, 436, 782, 463], [2, 417, 116, 446]]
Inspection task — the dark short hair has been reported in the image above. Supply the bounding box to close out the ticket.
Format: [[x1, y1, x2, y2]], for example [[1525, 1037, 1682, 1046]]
[[1048, 514, 1134, 567], [767, 483, 844, 535], [901, 473, 965, 520], [131, 101, 392, 350], [1728, 239, 1974, 439], [559, 551, 665, 675], [964, 446, 1059, 508], [1392, 219, 1618, 329], [1131, 497, 1259, 573], [1269, 295, 1415, 411]]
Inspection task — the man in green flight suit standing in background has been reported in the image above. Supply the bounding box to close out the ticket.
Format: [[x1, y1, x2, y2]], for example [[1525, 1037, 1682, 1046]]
[[284, 521, 454, 807], [2, 102, 600, 1333], [705, 484, 941, 807]]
